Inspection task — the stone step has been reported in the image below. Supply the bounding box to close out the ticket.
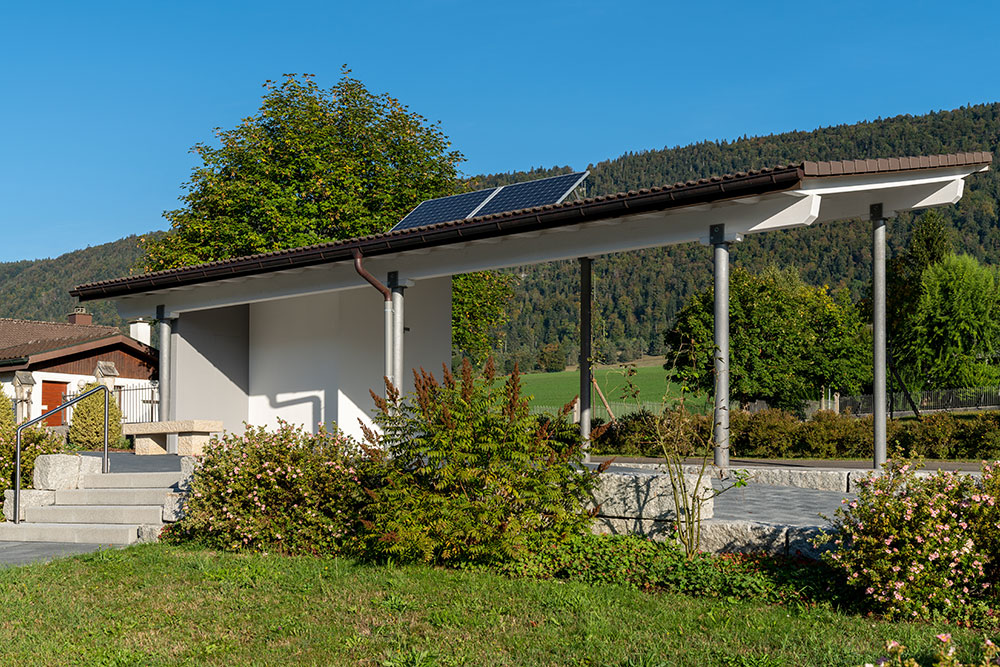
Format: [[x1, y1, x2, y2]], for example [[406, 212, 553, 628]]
[[55, 488, 174, 506], [81, 472, 184, 489], [25, 505, 164, 525], [0, 522, 145, 545]]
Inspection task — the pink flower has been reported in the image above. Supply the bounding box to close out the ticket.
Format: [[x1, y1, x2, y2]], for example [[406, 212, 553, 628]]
[[936, 633, 951, 643]]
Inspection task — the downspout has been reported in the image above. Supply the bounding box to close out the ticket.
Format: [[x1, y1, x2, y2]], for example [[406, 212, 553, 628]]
[[353, 249, 394, 394]]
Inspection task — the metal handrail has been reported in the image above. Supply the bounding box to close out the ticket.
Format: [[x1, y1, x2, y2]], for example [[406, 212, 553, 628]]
[[13, 385, 111, 524]]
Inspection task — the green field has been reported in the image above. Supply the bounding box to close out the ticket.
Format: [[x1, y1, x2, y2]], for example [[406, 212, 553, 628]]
[[520, 364, 710, 418], [0, 543, 985, 666]]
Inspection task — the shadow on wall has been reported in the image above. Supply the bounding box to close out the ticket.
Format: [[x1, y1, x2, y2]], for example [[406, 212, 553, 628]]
[[266, 394, 323, 431]]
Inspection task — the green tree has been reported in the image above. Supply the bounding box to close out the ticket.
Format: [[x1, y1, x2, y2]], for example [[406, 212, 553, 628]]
[[69, 383, 123, 450], [142, 71, 463, 269], [901, 254, 1000, 389], [888, 209, 953, 388], [666, 266, 869, 411], [451, 271, 516, 364], [142, 70, 515, 358]]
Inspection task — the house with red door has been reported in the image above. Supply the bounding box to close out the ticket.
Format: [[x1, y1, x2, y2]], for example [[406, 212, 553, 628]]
[[0, 309, 158, 425]]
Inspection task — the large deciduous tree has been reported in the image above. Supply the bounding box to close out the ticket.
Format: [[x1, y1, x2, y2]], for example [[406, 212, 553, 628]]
[[142, 71, 512, 361], [900, 253, 1000, 389], [666, 266, 870, 411], [143, 71, 463, 269]]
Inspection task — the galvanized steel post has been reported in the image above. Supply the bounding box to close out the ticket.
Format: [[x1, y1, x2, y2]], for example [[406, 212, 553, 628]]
[[872, 204, 887, 468], [711, 224, 730, 469], [579, 257, 592, 460], [156, 305, 173, 423], [390, 279, 405, 399]]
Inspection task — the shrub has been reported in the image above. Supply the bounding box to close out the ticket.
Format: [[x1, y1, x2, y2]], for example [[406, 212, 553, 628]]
[[731, 409, 799, 457], [164, 421, 373, 554], [820, 459, 999, 624], [495, 532, 835, 605], [0, 428, 64, 492], [0, 391, 15, 438], [68, 383, 123, 450], [358, 360, 598, 565], [593, 407, 1000, 462]]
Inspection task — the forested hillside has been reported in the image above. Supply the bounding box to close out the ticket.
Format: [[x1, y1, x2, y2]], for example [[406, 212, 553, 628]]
[[487, 104, 1000, 370], [3, 104, 1000, 361], [0, 236, 149, 329]]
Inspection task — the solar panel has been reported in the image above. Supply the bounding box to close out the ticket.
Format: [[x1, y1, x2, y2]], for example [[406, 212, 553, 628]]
[[391, 171, 588, 232], [474, 172, 588, 217], [393, 188, 497, 232]]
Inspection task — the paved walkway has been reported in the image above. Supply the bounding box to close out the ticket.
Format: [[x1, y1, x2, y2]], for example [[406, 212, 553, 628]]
[[711, 482, 852, 527], [0, 453, 184, 568], [0, 541, 105, 566], [79, 451, 183, 472]]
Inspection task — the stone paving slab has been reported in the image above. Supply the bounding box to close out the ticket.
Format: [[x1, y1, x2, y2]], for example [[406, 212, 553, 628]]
[[79, 452, 183, 473], [0, 541, 106, 567], [711, 480, 853, 527]]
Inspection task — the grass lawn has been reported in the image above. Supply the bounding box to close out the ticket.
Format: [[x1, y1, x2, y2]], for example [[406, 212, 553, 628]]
[[0, 543, 988, 666], [521, 364, 710, 416]]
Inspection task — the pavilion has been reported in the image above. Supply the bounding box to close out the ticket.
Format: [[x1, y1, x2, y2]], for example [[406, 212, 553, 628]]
[[72, 152, 993, 469]]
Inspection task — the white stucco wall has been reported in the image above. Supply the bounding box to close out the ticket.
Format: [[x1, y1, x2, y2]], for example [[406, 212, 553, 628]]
[[247, 277, 451, 439], [174, 305, 250, 432]]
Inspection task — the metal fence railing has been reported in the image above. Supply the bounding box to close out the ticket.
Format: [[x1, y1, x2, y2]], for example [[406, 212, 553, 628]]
[[530, 400, 669, 422], [62, 383, 159, 425], [840, 385, 1000, 416]]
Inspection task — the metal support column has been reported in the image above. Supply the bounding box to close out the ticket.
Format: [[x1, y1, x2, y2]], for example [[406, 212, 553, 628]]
[[579, 257, 592, 460], [390, 279, 405, 397], [711, 225, 730, 469], [872, 204, 887, 468], [155, 305, 173, 423]]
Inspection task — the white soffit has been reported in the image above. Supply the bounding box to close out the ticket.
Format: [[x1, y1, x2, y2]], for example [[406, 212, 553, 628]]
[[115, 163, 986, 318]]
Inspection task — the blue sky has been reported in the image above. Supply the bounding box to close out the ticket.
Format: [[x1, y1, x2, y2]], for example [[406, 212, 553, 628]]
[[2, 0, 999, 262]]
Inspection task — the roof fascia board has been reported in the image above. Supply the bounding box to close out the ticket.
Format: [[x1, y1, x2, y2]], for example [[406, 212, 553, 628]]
[[18, 335, 157, 367], [810, 177, 968, 224], [116, 192, 820, 318]]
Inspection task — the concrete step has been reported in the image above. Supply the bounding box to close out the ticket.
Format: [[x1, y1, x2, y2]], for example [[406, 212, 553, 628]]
[[0, 522, 144, 545], [55, 488, 173, 506], [81, 472, 184, 489], [25, 505, 164, 525]]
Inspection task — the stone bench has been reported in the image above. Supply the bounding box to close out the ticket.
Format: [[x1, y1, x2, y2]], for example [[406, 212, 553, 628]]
[[123, 420, 223, 456]]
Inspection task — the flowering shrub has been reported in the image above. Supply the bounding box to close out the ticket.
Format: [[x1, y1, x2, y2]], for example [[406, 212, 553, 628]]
[[862, 634, 999, 667], [821, 459, 1000, 624], [357, 360, 598, 565], [165, 421, 374, 554]]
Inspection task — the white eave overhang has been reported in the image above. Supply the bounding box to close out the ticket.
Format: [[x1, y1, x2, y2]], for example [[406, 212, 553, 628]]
[[107, 161, 988, 319]]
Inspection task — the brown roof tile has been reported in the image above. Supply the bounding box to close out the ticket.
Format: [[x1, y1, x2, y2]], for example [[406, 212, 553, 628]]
[[0, 318, 120, 352], [72, 151, 991, 301]]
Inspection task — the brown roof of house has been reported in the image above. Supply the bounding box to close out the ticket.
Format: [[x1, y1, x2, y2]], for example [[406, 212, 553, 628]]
[[0, 334, 119, 362], [71, 151, 992, 301], [0, 318, 120, 353]]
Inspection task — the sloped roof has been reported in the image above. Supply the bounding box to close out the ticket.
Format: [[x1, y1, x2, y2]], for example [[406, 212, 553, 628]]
[[71, 151, 992, 301], [0, 318, 120, 355]]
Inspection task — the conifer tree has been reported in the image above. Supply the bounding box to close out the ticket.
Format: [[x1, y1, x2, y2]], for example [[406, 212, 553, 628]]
[[69, 383, 123, 450]]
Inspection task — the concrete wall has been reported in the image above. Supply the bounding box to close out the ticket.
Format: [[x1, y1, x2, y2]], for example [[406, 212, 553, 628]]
[[247, 277, 451, 439], [174, 305, 250, 433]]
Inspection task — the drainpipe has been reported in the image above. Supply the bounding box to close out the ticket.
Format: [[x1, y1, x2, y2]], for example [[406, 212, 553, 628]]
[[353, 250, 394, 393]]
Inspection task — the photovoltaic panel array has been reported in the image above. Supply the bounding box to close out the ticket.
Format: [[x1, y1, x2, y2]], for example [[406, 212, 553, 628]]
[[474, 172, 588, 217], [391, 171, 588, 232], [392, 188, 497, 232]]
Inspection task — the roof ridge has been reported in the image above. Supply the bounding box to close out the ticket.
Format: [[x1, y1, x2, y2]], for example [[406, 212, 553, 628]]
[[0, 317, 118, 330]]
